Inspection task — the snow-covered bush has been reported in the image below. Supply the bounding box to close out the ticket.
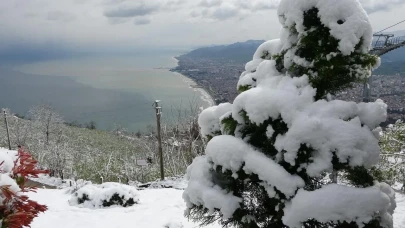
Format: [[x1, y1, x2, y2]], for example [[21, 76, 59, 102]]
[[0, 148, 48, 228], [69, 182, 140, 208], [183, 0, 395, 227], [378, 120, 405, 186]]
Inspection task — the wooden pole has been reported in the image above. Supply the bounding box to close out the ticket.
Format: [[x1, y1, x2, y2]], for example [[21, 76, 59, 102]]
[[154, 100, 164, 180], [3, 110, 11, 150]]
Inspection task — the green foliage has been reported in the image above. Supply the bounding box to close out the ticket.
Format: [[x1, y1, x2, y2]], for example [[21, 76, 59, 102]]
[[273, 8, 378, 100], [238, 85, 252, 93], [221, 116, 238, 136], [344, 167, 375, 188]]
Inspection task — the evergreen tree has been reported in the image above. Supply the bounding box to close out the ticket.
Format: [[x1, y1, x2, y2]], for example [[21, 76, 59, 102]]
[[183, 0, 396, 228]]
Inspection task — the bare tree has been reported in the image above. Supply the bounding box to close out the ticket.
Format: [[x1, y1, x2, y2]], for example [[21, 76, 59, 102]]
[[29, 105, 64, 144]]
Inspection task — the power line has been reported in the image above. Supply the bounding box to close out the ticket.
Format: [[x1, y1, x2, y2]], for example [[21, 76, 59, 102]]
[[374, 19, 405, 35]]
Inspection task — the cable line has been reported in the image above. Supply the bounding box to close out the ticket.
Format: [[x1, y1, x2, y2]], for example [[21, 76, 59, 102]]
[[374, 19, 405, 35]]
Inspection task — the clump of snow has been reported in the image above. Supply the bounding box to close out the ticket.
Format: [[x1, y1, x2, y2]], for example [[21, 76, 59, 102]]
[[236, 71, 386, 177], [198, 103, 233, 137], [278, 0, 373, 55], [206, 135, 305, 197], [183, 156, 242, 220], [358, 99, 388, 129], [283, 183, 395, 228], [0, 148, 18, 173], [253, 39, 283, 60], [238, 52, 283, 90], [266, 125, 275, 138], [69, 182, 140, 209], [0, 148, 21, 210]]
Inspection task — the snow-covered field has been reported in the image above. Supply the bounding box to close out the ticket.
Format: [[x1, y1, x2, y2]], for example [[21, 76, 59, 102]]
[[28, 188, 221, 228], [26, 187, 405, 228]]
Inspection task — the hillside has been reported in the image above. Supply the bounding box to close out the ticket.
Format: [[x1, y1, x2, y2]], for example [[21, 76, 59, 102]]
[[179, 40, 265, 64], [0, 116, 154, 183], [0, 106, 203, 184]]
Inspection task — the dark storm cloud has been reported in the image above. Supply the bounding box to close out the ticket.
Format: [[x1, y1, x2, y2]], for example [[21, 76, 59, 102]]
[[134, 18, 151, 25]]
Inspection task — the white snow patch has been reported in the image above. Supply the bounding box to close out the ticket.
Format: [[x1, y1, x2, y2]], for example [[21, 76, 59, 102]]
[[278, 0, 373, 55], [206, 136, 305, 197], [183, 156, 242, 220], [283, 183, 395, 228], [23, 185, 405, 228], [198, 103, 233, 137], [28, 188, 222, 228]]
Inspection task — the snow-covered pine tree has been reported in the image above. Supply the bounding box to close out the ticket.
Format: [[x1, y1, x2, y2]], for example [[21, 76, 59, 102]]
[[183, 0, 396, 228]]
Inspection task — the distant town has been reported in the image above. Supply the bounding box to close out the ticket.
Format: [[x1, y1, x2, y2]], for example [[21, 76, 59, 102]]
[[172, 56, 244, 103], [172, 52, 405, 126]]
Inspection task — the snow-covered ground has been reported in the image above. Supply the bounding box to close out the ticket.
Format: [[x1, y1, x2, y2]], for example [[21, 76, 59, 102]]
[[27, 188, 221, 228], [26, 187, 405, 228], [396, 193, 405, 228]]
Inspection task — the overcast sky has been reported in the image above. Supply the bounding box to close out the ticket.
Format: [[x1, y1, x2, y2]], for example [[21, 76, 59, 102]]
[[1, 0, 405, 59]]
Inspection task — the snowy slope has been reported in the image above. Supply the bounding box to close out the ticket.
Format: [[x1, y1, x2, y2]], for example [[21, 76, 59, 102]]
[[27, 188, 405, 228]]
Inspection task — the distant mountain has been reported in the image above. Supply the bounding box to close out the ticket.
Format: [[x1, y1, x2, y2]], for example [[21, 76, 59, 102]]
[[181, 40, 265, 64]]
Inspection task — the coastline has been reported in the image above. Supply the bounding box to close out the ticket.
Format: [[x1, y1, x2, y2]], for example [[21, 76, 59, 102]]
[[170, 56, 216, 108]]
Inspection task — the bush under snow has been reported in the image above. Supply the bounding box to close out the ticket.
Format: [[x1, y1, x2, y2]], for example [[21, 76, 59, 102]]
[[69, 182, 140, 209]]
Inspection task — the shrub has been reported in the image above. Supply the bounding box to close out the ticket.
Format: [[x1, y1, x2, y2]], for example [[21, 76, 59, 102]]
[[0, 148, 49, 228], [69, 182, 140, 209]]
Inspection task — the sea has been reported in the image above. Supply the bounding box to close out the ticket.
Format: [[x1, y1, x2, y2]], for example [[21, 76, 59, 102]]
[[5, 51, 214, 133]]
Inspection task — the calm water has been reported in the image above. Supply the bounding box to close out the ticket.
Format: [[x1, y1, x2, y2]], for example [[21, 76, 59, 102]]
[[13, 52, 211, 132]]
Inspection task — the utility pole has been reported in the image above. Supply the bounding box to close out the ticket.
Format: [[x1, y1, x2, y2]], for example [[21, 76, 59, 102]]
[[3, 109, 11, 150], [154, 100, 164, 180]]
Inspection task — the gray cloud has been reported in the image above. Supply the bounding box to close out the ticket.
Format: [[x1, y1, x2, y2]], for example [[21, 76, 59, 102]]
[[360, 0, 405, 13], [251, 0, 280, 11], [199, 0, 221, 7], [192, 0, 405, 22], [46, 11, 75, 22], [134, 17, 151, 25], [108, 17, 131, 24], [104, 3, 159, 18], [212, 5, 240, 20]]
